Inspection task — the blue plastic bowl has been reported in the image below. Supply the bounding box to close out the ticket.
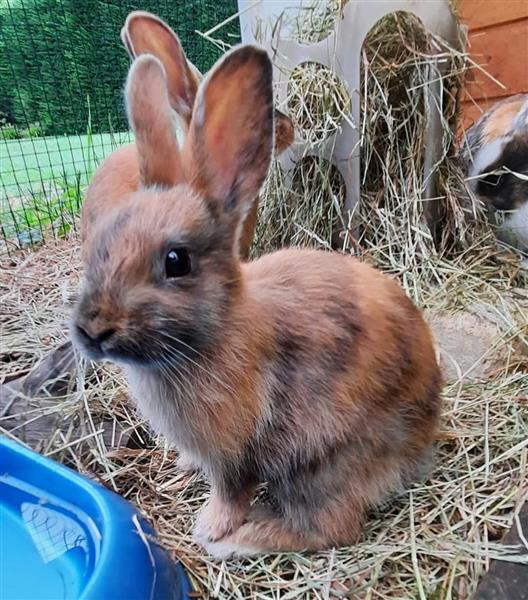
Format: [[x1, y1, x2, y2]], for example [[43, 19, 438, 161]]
[[0, 436, 192, 600]]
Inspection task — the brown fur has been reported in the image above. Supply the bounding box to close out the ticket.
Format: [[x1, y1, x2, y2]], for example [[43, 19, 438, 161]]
[[74, 42, 442, 559], [482, 94, 527, 144], [114, 10, 294, 260], [81, 144, 139, 254], [461, 94, 528, 161]]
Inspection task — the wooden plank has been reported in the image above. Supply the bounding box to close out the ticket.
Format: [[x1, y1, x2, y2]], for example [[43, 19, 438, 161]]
[[459, 0, 528, 30], [463, 19, 528, 102]]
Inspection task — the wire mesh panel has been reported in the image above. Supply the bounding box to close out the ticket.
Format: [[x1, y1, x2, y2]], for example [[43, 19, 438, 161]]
[[0, 0, 240, 252]]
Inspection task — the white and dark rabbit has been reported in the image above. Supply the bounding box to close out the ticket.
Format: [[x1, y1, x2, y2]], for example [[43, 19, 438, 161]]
[[72, 41, 442, 558], [461, 94, 528, 264]]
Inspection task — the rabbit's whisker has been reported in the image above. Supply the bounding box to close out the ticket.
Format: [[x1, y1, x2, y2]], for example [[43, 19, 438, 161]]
[[155, 331, 237, 395], [140, 334, 209, 401]]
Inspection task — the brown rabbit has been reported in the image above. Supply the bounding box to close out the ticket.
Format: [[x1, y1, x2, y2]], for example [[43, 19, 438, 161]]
[[81, 11, 294, 261], [72, 46, 442, 559]]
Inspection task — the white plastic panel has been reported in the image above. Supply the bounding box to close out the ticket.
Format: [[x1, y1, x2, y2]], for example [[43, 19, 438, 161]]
[[238, 0, 462, 213]]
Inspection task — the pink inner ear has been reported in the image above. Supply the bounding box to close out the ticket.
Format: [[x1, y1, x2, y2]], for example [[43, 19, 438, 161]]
[[204, 131, 236, 199], [124, 14, 197, 123], [183, 46, 274, 209], [127, 56, 183, 188], [200, 86, 244, 197]]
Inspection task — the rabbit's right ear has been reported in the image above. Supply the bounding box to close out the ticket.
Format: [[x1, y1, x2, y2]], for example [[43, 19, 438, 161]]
[[274, 109, 295, 155], [125, 55, 183, 188], [121, 11, 201, 126], [183, 46, 274, 234]]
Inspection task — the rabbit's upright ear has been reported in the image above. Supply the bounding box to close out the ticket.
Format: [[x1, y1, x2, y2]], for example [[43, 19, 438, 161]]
[[122, 11, 200, 126], [511, 98, 528, 134], [274, 109, 295, 155], [125, 55, 183, 188], [183, 46, 274, 229]]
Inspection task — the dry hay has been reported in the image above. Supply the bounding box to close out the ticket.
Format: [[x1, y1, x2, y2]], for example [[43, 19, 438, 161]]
[[288, 62, 351, 144], [254, 156, 346, 252], [0, 238, 81, 383], [1, 233, 527, 600]]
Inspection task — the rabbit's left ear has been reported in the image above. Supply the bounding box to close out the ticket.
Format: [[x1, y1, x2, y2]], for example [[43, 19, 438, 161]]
[[125, 55, 183, 188], [183, 45, 274, 227], [511, 99, 528, 134]]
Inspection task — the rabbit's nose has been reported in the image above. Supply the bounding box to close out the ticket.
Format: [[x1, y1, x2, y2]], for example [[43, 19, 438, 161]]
[[76, 324, 116, 349]]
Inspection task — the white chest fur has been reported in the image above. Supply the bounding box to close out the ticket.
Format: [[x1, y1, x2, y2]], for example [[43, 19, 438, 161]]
[[124, 365, 193, 447], [495, 201, 528, 254]]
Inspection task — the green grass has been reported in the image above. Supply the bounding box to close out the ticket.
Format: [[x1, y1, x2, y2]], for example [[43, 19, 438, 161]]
[[1, 176, 84, 244], [0, 132, 132, 245], [1, 132, 132, 195]]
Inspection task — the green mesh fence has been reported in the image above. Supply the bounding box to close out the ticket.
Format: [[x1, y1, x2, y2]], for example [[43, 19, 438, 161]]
[[0, 0, 240, 252]]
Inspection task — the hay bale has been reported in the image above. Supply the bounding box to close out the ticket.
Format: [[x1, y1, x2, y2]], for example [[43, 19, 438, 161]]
[[254, 156, 346, 253], [288, 61, 351, 144]]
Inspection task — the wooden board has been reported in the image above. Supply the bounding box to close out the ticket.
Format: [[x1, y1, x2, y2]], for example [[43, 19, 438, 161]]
[[463, 19, 528, 102], [459, 0, 528, 30]]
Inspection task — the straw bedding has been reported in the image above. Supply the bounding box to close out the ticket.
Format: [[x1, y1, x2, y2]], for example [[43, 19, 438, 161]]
[[1, 3, 527, 598], [1, 239, 526, 598]]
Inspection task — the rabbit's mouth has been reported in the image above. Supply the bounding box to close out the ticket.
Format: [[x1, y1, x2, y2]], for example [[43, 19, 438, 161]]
[[71, 288, 217, 368], [71, 322, 152, 366], [71, 320, 206, 370]]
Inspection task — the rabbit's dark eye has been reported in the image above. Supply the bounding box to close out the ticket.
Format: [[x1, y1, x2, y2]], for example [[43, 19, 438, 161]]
[[165, 248, 191, 278]]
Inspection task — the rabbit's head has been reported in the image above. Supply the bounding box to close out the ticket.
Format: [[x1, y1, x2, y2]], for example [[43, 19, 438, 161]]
[[466, 95, 528, 211], [73, 47, 274, 365]]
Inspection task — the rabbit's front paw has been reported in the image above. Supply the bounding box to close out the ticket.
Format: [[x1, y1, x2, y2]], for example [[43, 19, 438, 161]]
[[202, 536, 259, 560], [193, 496, 247, 542]]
